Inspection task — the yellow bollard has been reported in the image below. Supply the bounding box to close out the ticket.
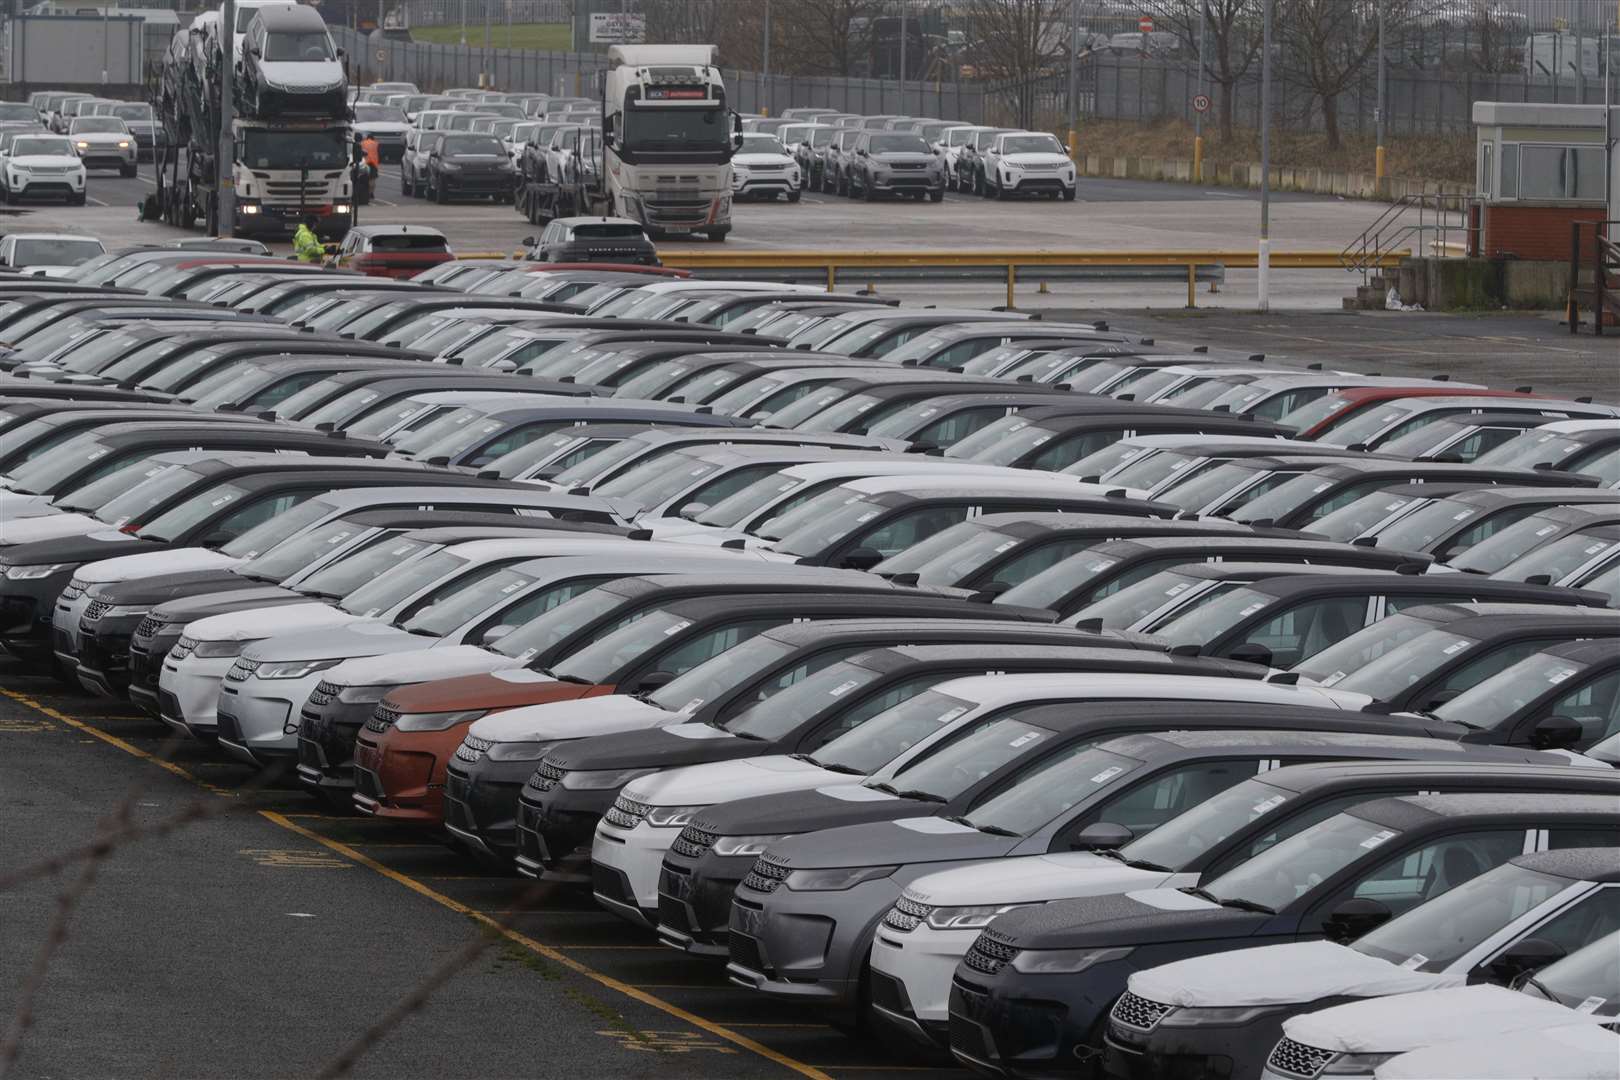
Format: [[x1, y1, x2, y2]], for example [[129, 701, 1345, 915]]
[[1186, 265, 1196, 309], [1375, 145, 1387, 191], [1192, 135, 1204, 183], [1038, 281, 1049, 294], [826, 265, 836, 293], [1067, 129, 1078, 159]]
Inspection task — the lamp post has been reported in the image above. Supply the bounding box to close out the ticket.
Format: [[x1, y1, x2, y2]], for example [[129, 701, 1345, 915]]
[[1257, 0, 1272, 312]]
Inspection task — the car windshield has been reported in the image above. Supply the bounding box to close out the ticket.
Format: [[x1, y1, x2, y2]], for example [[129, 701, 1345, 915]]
[[490, 586, 633, 663], [112, 103, 153, 120], [1324, 403, 1426, 447], [71, 118, 123, 133], [1000, 134, 1063, 154], [354, 104, 407, 123], [1292, 612, 1441, 684], [1303, 490, 1430, 543], [1146, 585, 1273, 646], [219, 497, 334, 559], [1232, 470, 1347, 524], [961, 745, 1142, 836], [1278, 391, 1356, 433], [442, 135, 504, 156], [135, 482, 252, 542], [997, 547, 1135, 611], [1354, 861, 1575, 973], [1202, 810, 1405, 913], [1107, 450, 1209, 490], [649, 635, 806, 715], [769, 495, 890, 557], [741, 135, 787, 155], [237, 517, 366, 583], [883, 717, 1061, 802], [1328, 628, 1484, 701], [392, 407, 489, 455], [716, 655, 895, 740], [1075, 568, 1218, 629], [401, 566, 540, 636], [810, 689, 975, 774], [870, 135, 928, 153], [264, 31, 334, 61], [54, 458, 177, 511], [797, 391, 886, 432], [337, 549, 466, 616], [1518, 934, 1620, 1015], [964, 421, 1063, 467], [85, 463, 204, 525], [299, 535, 436, 599], [1155, 461, 1269, 513], [11, 137, 73, 157], [593, 449, 723, 503], [1496, 530, 1619, 584], [1476, 429, 1591, 470], [1121, 777, 1302, 874], [546, 608, 707, 684], [692, 473, 805, 528], [1449, 514, 1585, 574], [241, 127, 345, 168], [1432, 649, 1590, 730], [550, 434, 659, 487]]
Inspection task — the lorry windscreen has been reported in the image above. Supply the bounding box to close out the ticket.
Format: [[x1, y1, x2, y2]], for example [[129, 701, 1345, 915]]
[[241, 128, 346, 168], [624, 106, 728, 151]]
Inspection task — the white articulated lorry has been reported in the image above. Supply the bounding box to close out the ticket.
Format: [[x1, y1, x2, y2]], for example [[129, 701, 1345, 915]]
[[600, 44, 739, 242]]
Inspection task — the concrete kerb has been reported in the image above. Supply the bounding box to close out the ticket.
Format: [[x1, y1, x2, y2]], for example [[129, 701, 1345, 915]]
[[1075, 152, 1474, 204]]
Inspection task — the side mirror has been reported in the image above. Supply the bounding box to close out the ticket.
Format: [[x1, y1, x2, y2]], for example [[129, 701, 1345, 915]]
[[1419, 686, 1463, 711], [1523, 573, 1553, 586], [1322, 897, 1391, 944], [635, 670, 676, 693], [480, 624, 516, 646], [677, 502, 709, 522], [197, 530, 233, 550], [1530, 714, 1582, 751], [1484, 937, 1566, 986], [522, 235, 535, 247], [1072, 821, 1133, 850], [839, 547, 884, 571], [1225, 642, 1274, 667]]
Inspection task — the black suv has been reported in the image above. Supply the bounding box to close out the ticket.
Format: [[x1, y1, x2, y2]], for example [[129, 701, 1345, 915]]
[[524, 217, 659, 266]]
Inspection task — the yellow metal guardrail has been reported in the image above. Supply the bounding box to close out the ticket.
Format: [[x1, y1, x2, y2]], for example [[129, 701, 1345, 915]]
[[457, 249, 1408, 309]]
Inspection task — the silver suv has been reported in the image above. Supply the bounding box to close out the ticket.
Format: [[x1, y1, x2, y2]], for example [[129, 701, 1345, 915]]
[[844, 131, 944, 202]]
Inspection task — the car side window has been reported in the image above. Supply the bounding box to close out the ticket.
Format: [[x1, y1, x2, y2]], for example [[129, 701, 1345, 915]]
[[1305, 830, 1527, 929], [1566, 446, 1620, 486], [1478, 885, 1620, 975], [1201, 790, 1423, 878], [1221, 595, 1371, 668], [1525, 670, 1620, 746], [802, 674, 944, 749], [1055, 758, 1266, 849], [643, 618, 782, 680], [849, 505, 972, 559], [470, 575, 615, 642]]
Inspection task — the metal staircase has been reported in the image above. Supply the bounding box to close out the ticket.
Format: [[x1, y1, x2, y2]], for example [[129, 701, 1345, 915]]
[[1341, 192, 1482, 283]]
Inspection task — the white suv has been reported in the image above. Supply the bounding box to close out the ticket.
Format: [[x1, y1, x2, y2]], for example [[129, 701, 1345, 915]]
[[981, 130, 1077, 201]]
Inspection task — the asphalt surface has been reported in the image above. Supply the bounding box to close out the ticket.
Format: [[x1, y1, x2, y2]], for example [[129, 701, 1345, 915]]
[[0, 658, 959, 1080]]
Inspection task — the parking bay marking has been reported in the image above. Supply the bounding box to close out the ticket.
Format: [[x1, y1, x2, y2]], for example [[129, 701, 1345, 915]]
[[2, 688, 836, 1080], [239, 847, 352, 869]]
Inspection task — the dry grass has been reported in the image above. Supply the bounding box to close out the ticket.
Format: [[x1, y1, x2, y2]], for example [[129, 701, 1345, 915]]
[[1064, 118, 1477, 186]]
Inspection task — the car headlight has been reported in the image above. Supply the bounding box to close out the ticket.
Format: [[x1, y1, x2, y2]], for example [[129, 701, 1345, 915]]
[[117, 141, 130, 149], [76, 141, 89, 149], [3, 563, 66, 579], [1157, 1004, 1284, 1028], [336, 684, 390, 705], [332, 202, 352, 214], [1321, 1051, 1398, 1075], [560, 767, 655, 790], [254, 658, 342, 680], [391, 708, 485, 732], [710, 834, 791, 858], [484, 739, 553, 762], [94, 604, 150, 619], [784, 864, 897, 892], [644, 804, 706, 828], [439, 161, 462, 171], [924, 903, 1038, 931], [191, 634, 257, 660], [1009, 945, 1133, 974]]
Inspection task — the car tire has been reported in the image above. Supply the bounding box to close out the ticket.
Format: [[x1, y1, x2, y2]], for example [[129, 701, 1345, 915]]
[[70, 191, 86, 206], [787, 188, 801, 203], [706, 228, 728, 242], [434, 176, 449, 204], [929, 187, 943, 203], [995, 180, 1009, 200], [1062, 185, 1077, 201]]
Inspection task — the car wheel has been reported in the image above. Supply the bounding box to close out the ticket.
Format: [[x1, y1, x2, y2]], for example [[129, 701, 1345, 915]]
[[994, 179, 1009, 200], [706, 228, 728, 242], [787, 187, 801, 203], [929, 187, 943, 203], [434, 176, 449, 204], [1062, 185, 1077, 201], [70, 191, 86, 206]]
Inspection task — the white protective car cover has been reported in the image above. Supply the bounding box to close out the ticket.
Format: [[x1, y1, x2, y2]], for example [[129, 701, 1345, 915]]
[[903, 852, 1177, 908], [1282, 983, 1605, 1055], [74, 547, 241, 584], [1374, 1023, 1620, 1080], [619, 753, 863, 808], [257, 58, 344, 93], [466, 694, 670, 742], [0, 491, 59, 519], [1128, 940, 1459, 1008], [184, 601, 361, 643], [0, 514, 107, 545], [320, 645, 524, 688]]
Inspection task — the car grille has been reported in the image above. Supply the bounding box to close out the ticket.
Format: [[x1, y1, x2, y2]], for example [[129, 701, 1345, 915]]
[[728, 928, 765, 971], [740, 856, 790, 894], [443, 773, 476, 830], [169, 636, 196, 661], [134, 615, 163, 639], [1018, 161, 1062, 171], [748, 163, 787, 172], [603, 794, 649, 831], [961, 934, 1019, 976], [881, 895, 932, 934], [353, 765, 384, 800], [529, 758, 565, 793], [1111, 991, 1173, 1032], [60, 580, 86, 602], [365, 705, 399, 733], [224, 657, 260, 682], [890, 161, 926, 170], [1267, 1037, 1336, 1078], [453, 734, 493, 764], [307, 680, 340, 708], [82, 599, 113, 622], [670, 824, 718, 860]]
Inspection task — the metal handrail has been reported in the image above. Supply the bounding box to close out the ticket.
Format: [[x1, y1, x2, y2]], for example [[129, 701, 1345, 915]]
[[1568, 220, 1618, 336], [1341, 192, 1481, 282]]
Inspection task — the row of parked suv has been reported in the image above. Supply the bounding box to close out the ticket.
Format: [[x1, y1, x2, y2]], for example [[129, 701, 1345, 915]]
[[1, 241, 1617, 1079], [747, 108, 1079, 201]]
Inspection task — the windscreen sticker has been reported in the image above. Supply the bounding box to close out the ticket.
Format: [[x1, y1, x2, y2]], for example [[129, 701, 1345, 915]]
[[828, 679, 861, 697], [1251, 794, 1287, 814], [1399, 954, 1427, 970], [1360, 829, 1397, 849], [1442, 641, 1470, 655], [1239, 602, 1268, 616], [1008, 731, 1043, 748], [1575, 996, 1607, 1013], [994, 540, 1019, 554], [661, 620, 692, 636], [1321, 671, 1347, 686], [1090, 765, 1125, 784], [934, 706, 969, 724], [1547, 667, 1579, 684]]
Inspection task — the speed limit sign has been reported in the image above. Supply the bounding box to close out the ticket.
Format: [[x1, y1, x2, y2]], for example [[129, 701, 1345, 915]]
[[1193, 94, 1211, 113], [376, 47, 386, 62]]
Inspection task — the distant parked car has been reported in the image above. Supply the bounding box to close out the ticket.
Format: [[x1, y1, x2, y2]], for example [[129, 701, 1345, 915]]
[[330, 225, 453, 279], [525, 217, 659, 266]]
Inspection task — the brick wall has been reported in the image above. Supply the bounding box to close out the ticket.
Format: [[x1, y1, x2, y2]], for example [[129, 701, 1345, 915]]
[[1483, 203, 1608, 262]]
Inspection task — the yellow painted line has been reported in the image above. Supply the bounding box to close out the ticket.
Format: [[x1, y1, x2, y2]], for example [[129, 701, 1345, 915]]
[[262, 811, 834, 1080], [0, 689, 234, 797]]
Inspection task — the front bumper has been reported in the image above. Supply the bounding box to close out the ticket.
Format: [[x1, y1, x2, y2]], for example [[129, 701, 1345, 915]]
[[50, 586, 94, 677], [726, 876, 903, 1010], [870, 169, 940, 192], [1101, 1003, 1306, 1080], [234, 201, 352, 238], [733, 172, 799, 197], [512, 780, 616, 877], [294, 684, 379, 796], [947, 962, 1128, 1079], [216, 670, 326, 766], [77, 149, 134, 169], [127, 622, 184, 717], [590, 819, 681, 926], [159, 654, 237, 737], [871, 922, 981, 1035], [7, 173, 85, 198], [436, 170, 514, 196], [74, 606, 150, 698], [350, 715, 477, 823], [655, 846, 754, 957], [441, 756, 532, 863], [999, 171, 1075, 194]]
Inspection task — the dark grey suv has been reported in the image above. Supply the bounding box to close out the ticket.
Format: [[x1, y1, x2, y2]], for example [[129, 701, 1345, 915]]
[[845, 132, 945, 202]]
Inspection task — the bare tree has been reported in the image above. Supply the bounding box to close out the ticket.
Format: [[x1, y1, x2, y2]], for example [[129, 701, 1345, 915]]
[[1139, 0, 1266, 139], [775, 0, 889, 76], [963, 0, 1069, 128], [1279, 0, 1421, 151]]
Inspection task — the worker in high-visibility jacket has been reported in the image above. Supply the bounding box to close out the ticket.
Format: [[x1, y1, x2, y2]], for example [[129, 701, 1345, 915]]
[[293, 218, 324, 263]]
